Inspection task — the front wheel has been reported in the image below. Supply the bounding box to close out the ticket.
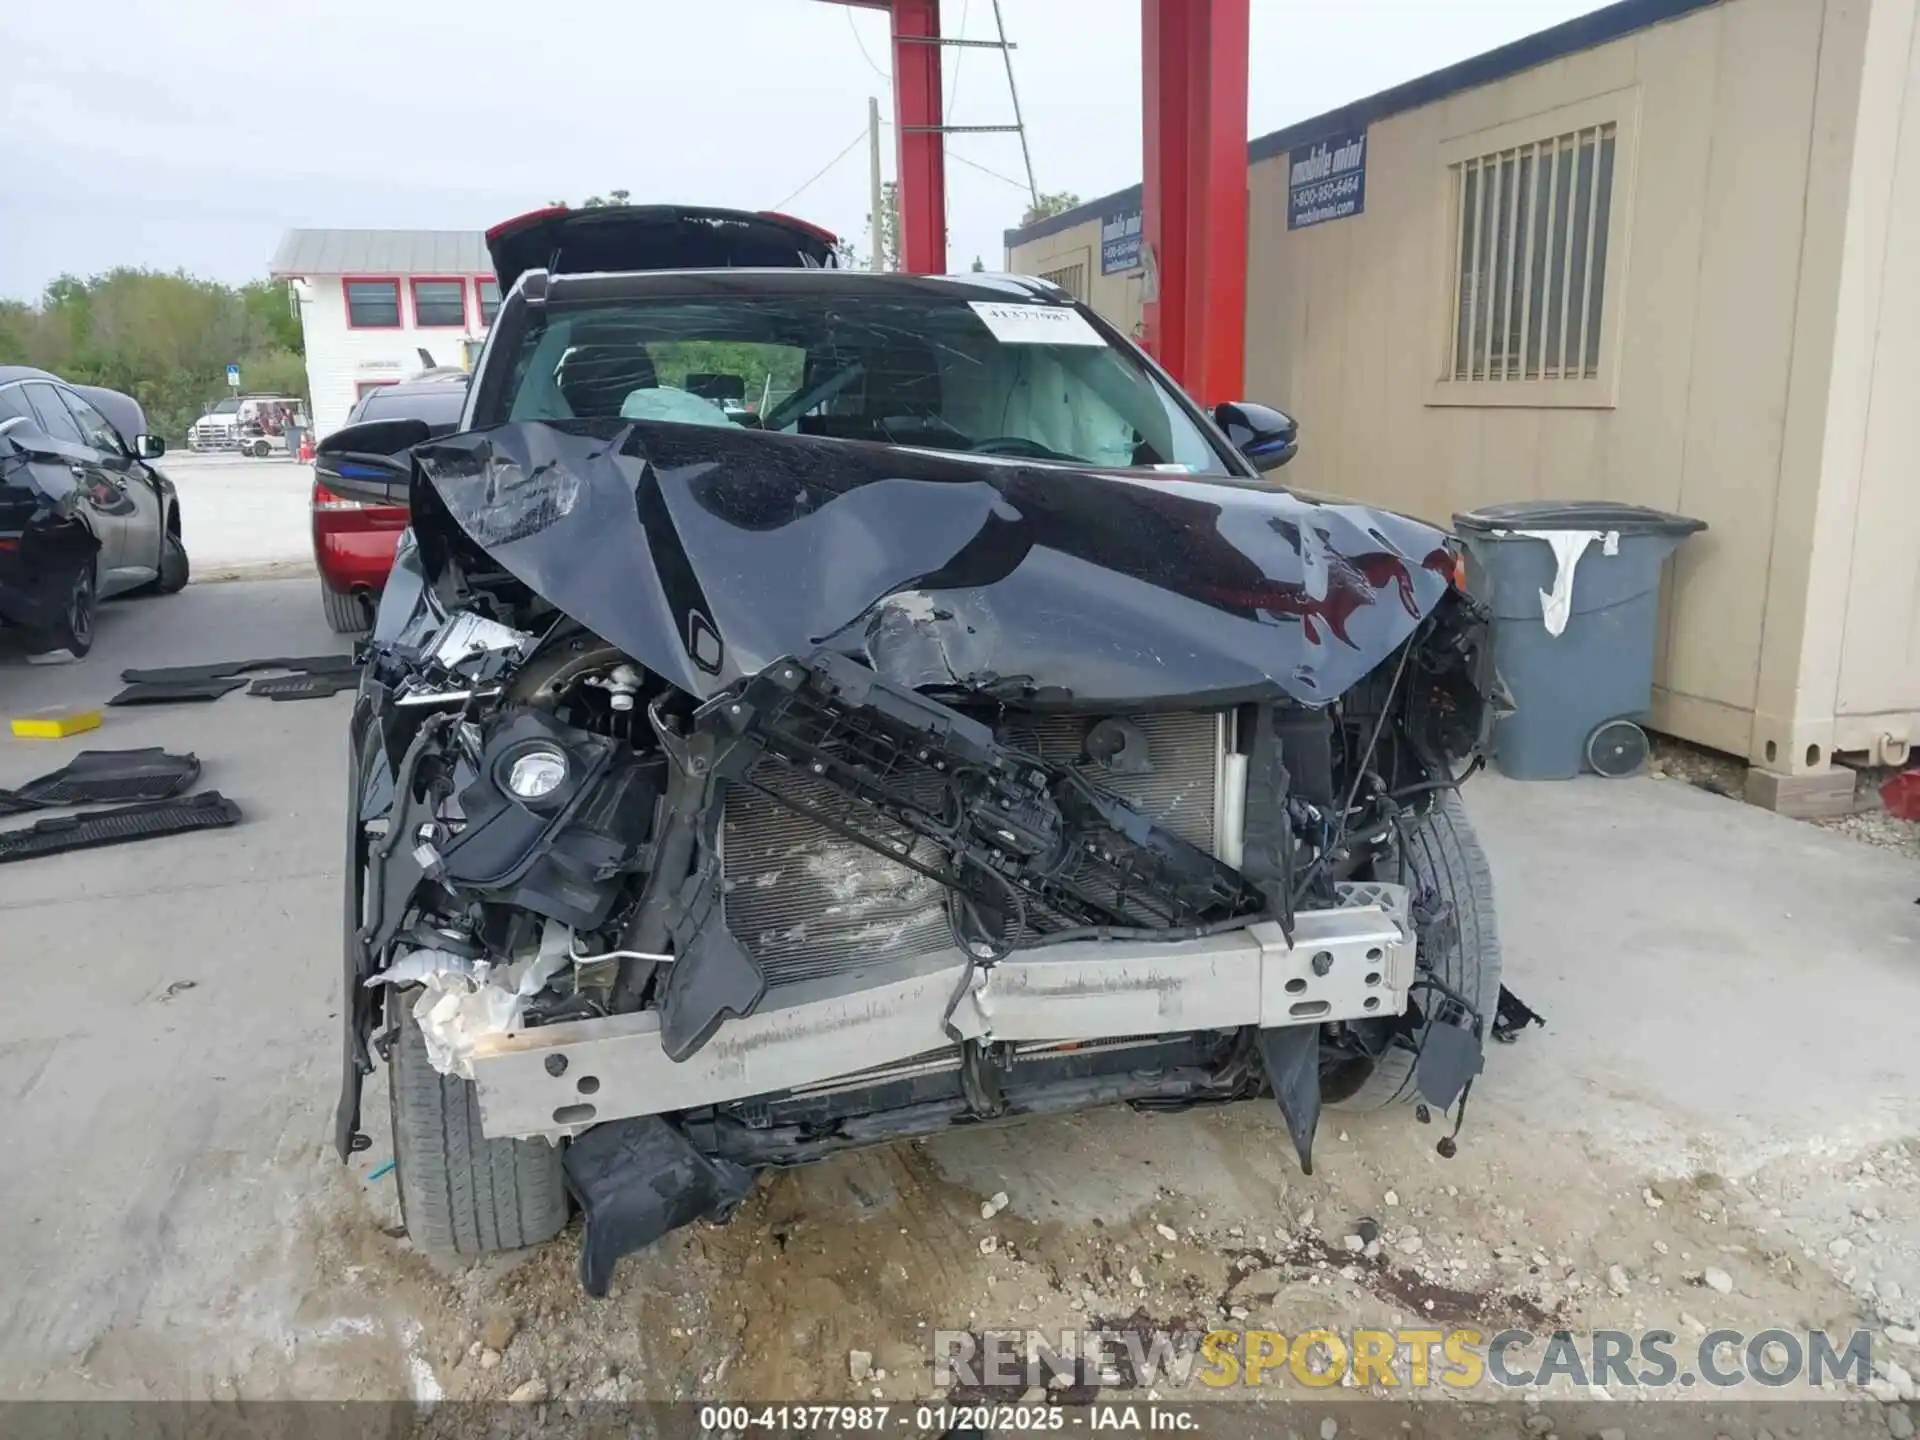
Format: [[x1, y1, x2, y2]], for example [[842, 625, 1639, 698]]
[[1325, 788, 1502, 1111], [388, 988, 570, 1256], [29, 560, 96, 659], [155, 531, 189, 593]]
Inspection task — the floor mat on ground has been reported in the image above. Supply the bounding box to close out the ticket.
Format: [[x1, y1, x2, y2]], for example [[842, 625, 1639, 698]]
[[108, 678, 248, 706], [118, 654, 359, 685], [0, 792, 241, 863], [246, 673, 360, 701], [0, 749, 201, 816]]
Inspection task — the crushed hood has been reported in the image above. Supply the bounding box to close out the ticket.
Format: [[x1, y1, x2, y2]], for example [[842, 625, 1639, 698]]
[[411, 420, 1457, 709]]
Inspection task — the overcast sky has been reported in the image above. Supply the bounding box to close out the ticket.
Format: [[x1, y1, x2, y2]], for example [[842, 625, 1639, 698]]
[[0, 0, 1612, 300]]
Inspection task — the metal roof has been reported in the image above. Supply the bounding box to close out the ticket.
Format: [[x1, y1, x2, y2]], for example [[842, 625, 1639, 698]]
[[269, 229, 489, 277], [1004, 0, 1723, 248]]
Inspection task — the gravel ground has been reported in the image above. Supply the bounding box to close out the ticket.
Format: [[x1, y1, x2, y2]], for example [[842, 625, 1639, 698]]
[[375, 1108, 1920, 1433], [1822, 807, 1920, 861], [1648, 735, 1920, 862]]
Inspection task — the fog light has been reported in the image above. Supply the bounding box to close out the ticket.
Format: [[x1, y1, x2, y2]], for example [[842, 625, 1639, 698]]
[[506, 747, 568, 800]]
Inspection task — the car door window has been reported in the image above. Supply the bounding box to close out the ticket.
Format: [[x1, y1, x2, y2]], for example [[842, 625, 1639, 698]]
[[23, 383, 89, 447], [0, 384, 33, 425], [59, 390, 130, 456]]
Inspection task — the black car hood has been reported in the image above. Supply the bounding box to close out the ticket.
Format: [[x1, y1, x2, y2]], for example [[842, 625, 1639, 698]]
[[411, 420, 1456, 709], [486, 205, 838, 291]]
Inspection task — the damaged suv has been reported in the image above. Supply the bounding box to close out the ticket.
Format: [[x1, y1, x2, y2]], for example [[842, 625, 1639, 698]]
[[327, 206, 1502, 1295]]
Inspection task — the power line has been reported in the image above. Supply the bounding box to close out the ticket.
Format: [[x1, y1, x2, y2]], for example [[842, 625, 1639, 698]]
[[945, 0, 972, 124], [771, 127, 870, 212], [990, 0, 1041, 208], [947, 149, 1028, 190], [845, 7, 890, 82]]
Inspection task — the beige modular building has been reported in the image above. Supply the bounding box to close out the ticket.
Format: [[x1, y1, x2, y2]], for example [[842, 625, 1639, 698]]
[[1006, 0, 1920, 798]]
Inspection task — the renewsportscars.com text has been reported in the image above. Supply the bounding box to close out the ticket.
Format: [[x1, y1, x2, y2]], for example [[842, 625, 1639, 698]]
[[934, 1327, 1875, 1392]]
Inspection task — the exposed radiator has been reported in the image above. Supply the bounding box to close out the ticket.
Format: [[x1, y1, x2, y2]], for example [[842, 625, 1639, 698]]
[[721, 711, 1224, 988]]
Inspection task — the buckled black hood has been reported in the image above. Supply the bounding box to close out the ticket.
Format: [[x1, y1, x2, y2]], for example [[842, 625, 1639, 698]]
[[410, 419, 1457, 709]]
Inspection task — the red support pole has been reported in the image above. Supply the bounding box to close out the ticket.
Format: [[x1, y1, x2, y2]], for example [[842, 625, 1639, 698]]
[[1140, 0, 1248, 405], [1139, 0, 1191, 384], [1186, 0, 1248, 405], [891, 0, 947, 274]]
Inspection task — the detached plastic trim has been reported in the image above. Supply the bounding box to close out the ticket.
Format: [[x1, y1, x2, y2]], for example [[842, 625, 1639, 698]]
[[0, 748, 200, 816], [0, 792, 241, 864]]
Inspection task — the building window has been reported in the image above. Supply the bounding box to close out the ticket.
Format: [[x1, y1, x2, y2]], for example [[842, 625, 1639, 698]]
[[475, 277, 501, 326], [355, 380, 399, 399], [410, 278, 467, 328], [1432, 92, 1634, 407], [1038, 262, 1087, 301], [343, 278, 401, 329]]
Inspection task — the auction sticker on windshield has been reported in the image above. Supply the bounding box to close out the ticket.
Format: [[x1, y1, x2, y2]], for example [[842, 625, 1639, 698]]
[[968, 301, 1106, 346]]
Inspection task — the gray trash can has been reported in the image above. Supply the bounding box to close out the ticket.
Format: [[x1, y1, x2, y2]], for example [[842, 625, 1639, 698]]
[[1453, 500, 1705, 780]]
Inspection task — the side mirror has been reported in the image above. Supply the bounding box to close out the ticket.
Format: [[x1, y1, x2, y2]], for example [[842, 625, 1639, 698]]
[[1212, 401, 1299, 472], [135, 433, 166, 459]]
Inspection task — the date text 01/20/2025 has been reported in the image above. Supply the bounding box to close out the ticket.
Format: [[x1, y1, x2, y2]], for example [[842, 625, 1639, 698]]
[[697, 1405, 1197, 1431]]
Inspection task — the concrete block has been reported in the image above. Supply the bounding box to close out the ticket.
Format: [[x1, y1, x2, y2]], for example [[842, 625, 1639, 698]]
[[1744, 765, 1858, 819]]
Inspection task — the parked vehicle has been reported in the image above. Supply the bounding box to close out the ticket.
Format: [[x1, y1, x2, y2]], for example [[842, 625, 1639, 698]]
[[312, 376, 467, 634], [325, 212, 1496, 1299], [309, 205, 840, 636], [0, 366, 187, 657], [187, 393, 302, 453]]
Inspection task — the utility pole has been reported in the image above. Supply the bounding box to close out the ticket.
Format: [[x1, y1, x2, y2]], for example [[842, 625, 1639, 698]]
[[990, 0, 1041, 212], [868, 95, 887, 272]]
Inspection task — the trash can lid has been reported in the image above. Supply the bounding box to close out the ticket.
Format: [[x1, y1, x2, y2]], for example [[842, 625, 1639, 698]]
[[1452, 499, 1707, 536]]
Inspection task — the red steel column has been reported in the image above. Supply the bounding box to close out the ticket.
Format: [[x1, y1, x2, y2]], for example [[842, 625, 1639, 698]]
[[1141, 0, 1248, 404], [1140, 0, 1191, 383], [891, 0, 947, 273], [1185, 0, 1248, 405]]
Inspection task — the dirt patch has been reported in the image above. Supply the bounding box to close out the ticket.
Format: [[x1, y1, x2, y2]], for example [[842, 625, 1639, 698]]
[[266, 1101, 1918, 1416], [1647, 735, 1747, 799]]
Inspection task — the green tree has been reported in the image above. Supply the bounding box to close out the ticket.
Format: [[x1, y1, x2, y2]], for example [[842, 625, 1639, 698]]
[[1020, 191, 1081, 226], [857, 181, 903, 272], [241, 280, 304, 355], [0, 268, 312, 444], [545, 189, 632, 208]]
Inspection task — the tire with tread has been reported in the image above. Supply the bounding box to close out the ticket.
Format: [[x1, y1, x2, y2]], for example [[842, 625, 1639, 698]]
[[149, 521, 189, 594], [321, 585, 370, 635], [1327, 788, 1502, 1111], [29, 559, 96, 658], [388, 987, 570, 1256]]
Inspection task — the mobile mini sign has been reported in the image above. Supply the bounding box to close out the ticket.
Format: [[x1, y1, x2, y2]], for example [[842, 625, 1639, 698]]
[[1100, 201, 1143, 275], [1288, 128, 1368, 230]]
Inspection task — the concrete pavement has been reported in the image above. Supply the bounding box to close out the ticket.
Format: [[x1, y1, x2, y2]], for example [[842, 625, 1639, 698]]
[[0, 580, 358, 1398], [1, 579, 1917, 1405], [161, 453, 316, 580]]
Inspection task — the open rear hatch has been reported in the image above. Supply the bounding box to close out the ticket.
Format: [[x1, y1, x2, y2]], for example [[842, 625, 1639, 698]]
[[486, 205, 838, 290]]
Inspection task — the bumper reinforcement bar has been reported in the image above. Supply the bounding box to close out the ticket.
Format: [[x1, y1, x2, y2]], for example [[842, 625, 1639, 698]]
[[470, 881, 1412, 1140]]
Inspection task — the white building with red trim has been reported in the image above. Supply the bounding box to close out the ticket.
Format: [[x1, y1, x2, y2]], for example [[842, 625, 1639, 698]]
[[269, 229, 496, 438]]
